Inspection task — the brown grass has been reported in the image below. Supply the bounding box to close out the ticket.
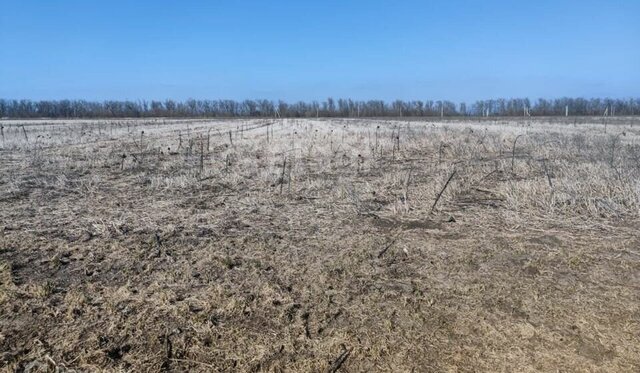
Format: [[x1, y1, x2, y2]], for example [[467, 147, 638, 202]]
[[1, 117, 639, 372]]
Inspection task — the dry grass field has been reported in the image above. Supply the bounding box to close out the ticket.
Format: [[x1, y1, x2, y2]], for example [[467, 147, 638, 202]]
[[1, 117, 639, 372]]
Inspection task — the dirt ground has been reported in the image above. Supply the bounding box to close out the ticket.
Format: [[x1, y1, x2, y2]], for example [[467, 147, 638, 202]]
[[1, 117, 639, 372]]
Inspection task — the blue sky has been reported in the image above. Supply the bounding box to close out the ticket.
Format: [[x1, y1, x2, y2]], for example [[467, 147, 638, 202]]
[[1, 0, 638, 102]]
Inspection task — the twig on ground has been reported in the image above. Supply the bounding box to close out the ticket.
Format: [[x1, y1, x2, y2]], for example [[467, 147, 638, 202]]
[[378, 236, 398, 258], [327, 347, 352, 373]]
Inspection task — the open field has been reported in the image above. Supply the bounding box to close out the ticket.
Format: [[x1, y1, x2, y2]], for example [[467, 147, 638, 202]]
[[1, 117, 640, 372]]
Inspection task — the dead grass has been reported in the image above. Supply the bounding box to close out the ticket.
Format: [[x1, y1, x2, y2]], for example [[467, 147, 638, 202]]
[[1, 117, 639, 372]]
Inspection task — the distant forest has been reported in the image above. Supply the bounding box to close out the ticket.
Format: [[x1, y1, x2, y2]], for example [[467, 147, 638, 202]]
[[1, 97, 638, 118]]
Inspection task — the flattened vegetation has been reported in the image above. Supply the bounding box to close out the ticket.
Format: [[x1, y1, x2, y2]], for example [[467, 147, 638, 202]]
[[1, 117, 639, 372]]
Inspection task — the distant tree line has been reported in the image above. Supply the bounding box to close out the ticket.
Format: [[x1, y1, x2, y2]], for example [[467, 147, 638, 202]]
[[0, 97, 638, 118]]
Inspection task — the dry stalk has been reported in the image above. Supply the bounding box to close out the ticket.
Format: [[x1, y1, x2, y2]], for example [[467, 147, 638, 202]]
[[431, 169, 456, 213], [403, 166, 413, 212], [279, 157, 287, 195], [438, 142, 447, 164], [512, 134, 523, 173], [541, 158, 553, 188], [199, 135, 204, 174], [374, 125, 379, 156], [21, 125, 29, 143]]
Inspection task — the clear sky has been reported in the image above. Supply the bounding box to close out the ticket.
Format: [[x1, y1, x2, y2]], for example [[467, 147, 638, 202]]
[[1, 0, 638, 102]]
